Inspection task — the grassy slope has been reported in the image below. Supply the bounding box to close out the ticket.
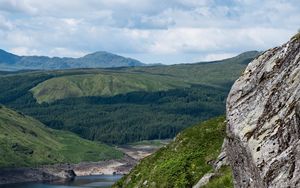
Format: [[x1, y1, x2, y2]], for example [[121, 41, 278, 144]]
[[202, 166, 233, 188], [30, 51, 258, 103], [114, 116, 233, 188], [0, 105, 123, 168], [128, 51, 257, 87], [129, 139, 172, 147], [31, 72, 189, 103]]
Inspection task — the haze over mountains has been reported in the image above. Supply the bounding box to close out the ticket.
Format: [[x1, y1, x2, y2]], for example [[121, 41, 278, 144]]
[[0, 49, 260, 71], [0, 49, 145, 71]]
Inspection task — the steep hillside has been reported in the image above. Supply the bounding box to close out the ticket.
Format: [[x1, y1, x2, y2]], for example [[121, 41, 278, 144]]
[[0, 50, 144, 70], [0, 105, 123, 168], [114, 116, 233, 188], [226, 34, 300, 187]]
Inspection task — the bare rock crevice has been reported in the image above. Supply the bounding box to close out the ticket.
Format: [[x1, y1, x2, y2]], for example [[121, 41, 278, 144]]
[[226, 34, 300, 187]]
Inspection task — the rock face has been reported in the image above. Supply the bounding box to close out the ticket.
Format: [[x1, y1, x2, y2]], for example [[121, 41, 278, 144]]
[[226, 34, 300, 187]]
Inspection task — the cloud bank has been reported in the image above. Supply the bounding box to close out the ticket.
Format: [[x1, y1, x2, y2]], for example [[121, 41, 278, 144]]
[[0, 0, 299, 64]]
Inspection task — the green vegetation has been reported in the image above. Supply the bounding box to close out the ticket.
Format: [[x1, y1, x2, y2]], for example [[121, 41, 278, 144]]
[[129, 139, 171, 147], [128, 51, 258, 86], [30, 51, 258, 103], [7, 85, 227, 144], [0, 51, 258, 144], [114, 116, 231, 188], [0, 105, 123, 168], [202, 166, 233, 188], [31, 72, 189, 103]]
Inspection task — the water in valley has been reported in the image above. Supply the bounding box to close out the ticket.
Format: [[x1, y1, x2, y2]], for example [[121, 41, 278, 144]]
[[0, 175, 122, 188]]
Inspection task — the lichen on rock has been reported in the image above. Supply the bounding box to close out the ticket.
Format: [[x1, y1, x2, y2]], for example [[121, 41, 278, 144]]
[[226, 34, 300, 187]]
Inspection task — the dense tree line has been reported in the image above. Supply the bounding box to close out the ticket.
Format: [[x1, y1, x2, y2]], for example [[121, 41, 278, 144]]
[[0, 73, 52, 103], [0, 73, 230, 145]]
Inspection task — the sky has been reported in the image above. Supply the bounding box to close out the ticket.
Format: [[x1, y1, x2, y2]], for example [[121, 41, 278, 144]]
[[0, 0, 299, 64]]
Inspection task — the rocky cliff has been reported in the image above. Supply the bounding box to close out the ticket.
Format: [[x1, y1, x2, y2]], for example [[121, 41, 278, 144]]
[[226, 33, 300, 187]]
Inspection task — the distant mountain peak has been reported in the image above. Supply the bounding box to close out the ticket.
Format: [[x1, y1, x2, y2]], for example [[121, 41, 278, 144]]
[[0, 49, 145, 70], [234, 50, 260, 58], [0, 49, 20, 65], [82, 51, 113, 57]]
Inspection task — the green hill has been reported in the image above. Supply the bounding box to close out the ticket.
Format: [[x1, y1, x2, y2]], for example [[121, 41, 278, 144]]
[[0, 105, 123, 168], [114, 116, 233, 188], [30, 51, 259, 103], [31, 72, 189, 103], [0, 51, 259, 144]]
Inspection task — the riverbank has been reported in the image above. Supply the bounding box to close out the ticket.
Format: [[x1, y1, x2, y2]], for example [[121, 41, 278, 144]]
[[0, 140, 170, 185], [0, 175, 123, 188], [70, 154, 137, 176], [0, 166, 75, 185], [0, 154, 136, 185]]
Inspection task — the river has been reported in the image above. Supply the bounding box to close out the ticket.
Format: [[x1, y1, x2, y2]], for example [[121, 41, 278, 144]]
[[0, 175, 122, 188]]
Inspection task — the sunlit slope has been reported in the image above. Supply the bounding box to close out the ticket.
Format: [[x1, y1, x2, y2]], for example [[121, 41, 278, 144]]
[[0, 105, 123, 167], [31, 72, 189, 103], [30, 51, 259, 103], [114, 116, 233, 188]]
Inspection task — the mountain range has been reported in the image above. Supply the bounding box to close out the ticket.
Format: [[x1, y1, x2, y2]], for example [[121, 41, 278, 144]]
[[0, 51, 259, 145], [0, 49, 145, 70]]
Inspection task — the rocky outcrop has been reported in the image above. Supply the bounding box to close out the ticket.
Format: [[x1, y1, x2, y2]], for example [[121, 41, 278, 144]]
[[226, 33, 300, 187], [193, 173, 215, 188], [0, 167, 75, 185]]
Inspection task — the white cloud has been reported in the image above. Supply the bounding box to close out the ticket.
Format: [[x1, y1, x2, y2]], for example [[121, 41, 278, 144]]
[[0, 0, 299, 64], [10, 47, 39, 56], [62, 18, 82, 27], [0, 15, 13, 30], [200, 53, 237, 62], [48, 48, 86, 58], [0, 0, 38, 14], [5, 31, 37, 47]]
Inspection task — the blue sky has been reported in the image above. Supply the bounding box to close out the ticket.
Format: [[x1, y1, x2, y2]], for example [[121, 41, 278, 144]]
[[0, 0, 299, 64]]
